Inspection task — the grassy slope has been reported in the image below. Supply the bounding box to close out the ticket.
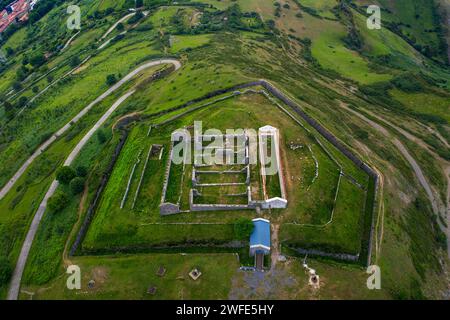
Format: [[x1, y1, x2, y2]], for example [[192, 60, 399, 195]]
[[356, 0, 446, 63], [0, 0, 448, 300], [22, 253, 239, 300]]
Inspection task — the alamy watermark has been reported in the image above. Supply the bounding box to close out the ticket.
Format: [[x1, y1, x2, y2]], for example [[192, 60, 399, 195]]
[[171, 121, 280, 176], [67, 5, 81, 30], [66, 265, 81, 290], [367, 5, 381, 30], [366, 265, 381, 290]]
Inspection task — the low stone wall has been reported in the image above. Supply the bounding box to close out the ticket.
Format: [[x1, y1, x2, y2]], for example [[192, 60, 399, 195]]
[[191, 204, 252, 211], [160, 202, 181, 215], [190, 190, 252, 211], [287, 246, 359, 263], [160, 140, 174, 205]]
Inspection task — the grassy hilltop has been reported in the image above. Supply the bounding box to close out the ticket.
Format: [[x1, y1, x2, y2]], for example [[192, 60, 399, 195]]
[[0, 0, 449, 300]]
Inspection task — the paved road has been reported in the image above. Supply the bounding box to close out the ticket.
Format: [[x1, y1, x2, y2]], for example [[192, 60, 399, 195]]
[[6, 59, 181, 300], [101, 12, 135, 40], [0, 59, 181, 201]]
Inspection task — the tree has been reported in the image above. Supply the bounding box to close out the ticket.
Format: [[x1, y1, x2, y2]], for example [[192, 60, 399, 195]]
[[3, 101, 12, 110], [3, 101, 14, 120], [97, 129, 107, 144], [56, 166, 76, 184], [234, 218, 254, 240], [47, 191, 69, 213], [69, 56, 81, 68], [32, 86, 40, 94], [0, 256, 12, 286], [5, 47, 14, 56], [106, 74, 117, 86], [29, 53, 46, 67], [70, 177, 85, 195], [76, 165, 88, 177], [16, 66, 28, 81], [116, 22, 125, 31], [12, 81, 22, 91], [47, 74, 54, 83], [128, 10, 144, 24], [16, 96, 28, 108]]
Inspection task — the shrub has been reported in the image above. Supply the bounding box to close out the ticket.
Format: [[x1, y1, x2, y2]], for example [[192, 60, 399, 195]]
[[97, 129, 107, 144], [116, 22, 125, 31], [127, 11, 144, 24], [355, 129, 369, 140], [12, 81, 22, 91], [106, 74, 117, 86], [69, 56, 81, 68], [391, 73, 424, 93], [16, 66, 28, 81], [47, 191, 69, 213], [16, 96, 28, 108], [111, 34, 125, 44], [5, 47, 14, 56], [70, 177, 85, 195], [29, 53, 46, 67], [234, 218, 254, 240], [56, 166, 76, 184], [0, 256, 12, 286], [76, 166, 88, 177]]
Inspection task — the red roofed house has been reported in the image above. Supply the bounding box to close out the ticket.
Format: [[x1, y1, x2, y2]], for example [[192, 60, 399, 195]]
[[0, 0, 30, 33]]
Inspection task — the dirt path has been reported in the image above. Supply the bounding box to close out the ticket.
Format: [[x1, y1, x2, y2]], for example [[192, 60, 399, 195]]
[[6, 59, 181, 300], [61, 31, 80, 52], [271, 223, 280, 269]]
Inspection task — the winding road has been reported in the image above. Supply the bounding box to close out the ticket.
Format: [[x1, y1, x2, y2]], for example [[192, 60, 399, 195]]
[[6, 59, 181, 300], [98, 11, 149, 51]]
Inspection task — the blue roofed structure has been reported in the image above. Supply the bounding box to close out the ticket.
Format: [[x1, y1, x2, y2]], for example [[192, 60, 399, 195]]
[[249, 218, 271, 257]]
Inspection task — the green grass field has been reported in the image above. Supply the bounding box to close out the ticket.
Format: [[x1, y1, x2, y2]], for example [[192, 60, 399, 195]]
[[0, 0, 448, 300], [21, 253, 240, 300]]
